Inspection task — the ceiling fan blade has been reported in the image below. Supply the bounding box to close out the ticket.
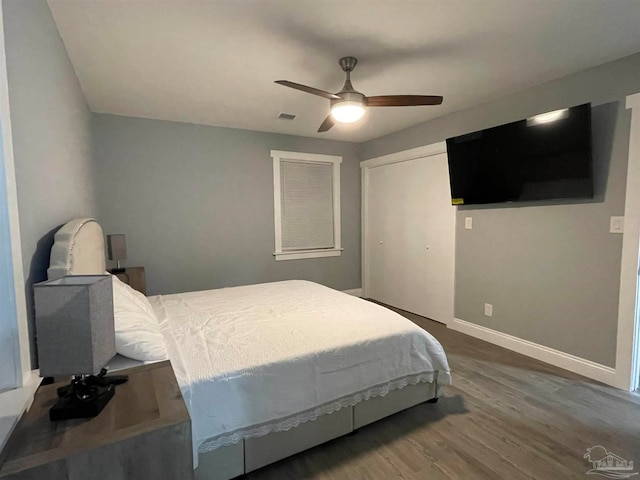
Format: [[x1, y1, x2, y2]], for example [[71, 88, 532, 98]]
[[318, 115, 335, 133], [275, 80, 341, 100], [367, 95, 443, 107]]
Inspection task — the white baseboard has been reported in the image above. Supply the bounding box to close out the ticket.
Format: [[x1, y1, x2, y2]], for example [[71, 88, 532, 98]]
[[342, 288, 363, 297], [449, 318, 619, 387]]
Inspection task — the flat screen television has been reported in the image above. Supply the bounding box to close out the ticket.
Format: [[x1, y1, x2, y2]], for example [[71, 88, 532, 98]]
[[446, 103, 593, 206]]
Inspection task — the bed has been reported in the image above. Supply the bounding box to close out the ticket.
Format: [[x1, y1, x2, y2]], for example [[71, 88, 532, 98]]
[[47, 218, 452, 480]]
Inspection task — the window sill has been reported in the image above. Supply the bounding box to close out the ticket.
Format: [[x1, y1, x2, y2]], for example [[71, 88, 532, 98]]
[[0, 370, 41, 455], [274, 248, 343, 261]]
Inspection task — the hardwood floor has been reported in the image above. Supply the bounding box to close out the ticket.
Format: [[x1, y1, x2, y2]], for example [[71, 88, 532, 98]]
[[245, 308, 640, 480]]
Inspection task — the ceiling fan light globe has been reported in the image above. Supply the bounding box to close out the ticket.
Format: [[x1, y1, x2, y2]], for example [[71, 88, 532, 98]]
[[331, 101, 365, 124]]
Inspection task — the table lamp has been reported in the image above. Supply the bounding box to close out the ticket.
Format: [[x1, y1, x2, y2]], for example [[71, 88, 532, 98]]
[[107, 234, 127, 273], [34, 275, 128, 421]]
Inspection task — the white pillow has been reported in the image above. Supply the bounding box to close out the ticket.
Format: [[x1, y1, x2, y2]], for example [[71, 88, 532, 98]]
[[111, 274, 168, 362]]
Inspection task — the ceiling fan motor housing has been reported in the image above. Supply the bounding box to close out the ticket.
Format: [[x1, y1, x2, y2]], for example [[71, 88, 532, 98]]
[[332, 90, 367, 107]]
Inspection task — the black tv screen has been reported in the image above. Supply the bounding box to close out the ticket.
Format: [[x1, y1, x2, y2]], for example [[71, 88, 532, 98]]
[[446, 103, 593, 206]]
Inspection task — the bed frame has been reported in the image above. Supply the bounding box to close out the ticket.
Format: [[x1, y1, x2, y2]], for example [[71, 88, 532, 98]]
[[196, 379, 439, 480], [48, 218, 442, 480]]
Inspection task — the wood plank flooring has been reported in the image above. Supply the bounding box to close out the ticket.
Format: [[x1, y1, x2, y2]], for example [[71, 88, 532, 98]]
[[244, 308, 640, 480]]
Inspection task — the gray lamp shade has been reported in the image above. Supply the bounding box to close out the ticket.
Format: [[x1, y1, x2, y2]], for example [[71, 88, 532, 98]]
[[107, 234, 127, 262], [34, 275, 115, 377]]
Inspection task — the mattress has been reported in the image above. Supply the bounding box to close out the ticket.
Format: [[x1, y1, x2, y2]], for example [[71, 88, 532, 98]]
[[149, 280, 451, 463]]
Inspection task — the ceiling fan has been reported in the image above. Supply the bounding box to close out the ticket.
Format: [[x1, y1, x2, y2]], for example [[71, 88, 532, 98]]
[[275, 56, 443, 132]]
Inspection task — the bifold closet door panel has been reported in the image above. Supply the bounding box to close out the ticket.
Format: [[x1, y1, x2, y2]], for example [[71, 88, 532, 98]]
[[365, 154, 454, 324]]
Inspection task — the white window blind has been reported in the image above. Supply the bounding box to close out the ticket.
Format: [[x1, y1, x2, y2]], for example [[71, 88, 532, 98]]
[[281, 161, 334, 250], [271, 150, 342, 261]]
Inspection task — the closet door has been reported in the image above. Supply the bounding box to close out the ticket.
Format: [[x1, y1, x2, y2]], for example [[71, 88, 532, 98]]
[[365, 153, 455, 324]]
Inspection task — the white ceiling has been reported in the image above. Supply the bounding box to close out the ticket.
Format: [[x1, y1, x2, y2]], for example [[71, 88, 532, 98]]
[[47, 0, 640, 143]]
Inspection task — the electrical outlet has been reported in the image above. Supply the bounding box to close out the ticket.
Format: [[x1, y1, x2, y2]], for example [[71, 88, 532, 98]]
[[465, 217, 473, 229], [484, 303, 493, 317]]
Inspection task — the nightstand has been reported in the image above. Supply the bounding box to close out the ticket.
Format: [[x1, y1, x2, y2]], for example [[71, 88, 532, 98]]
[[109, 266, 146, 295], [0, 361, 193, 480]]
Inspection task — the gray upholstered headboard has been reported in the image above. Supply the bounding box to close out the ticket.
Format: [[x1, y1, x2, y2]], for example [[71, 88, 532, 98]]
[[47, 218, 106, 280]]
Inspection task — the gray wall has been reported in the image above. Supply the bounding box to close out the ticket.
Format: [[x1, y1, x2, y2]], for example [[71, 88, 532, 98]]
[[3, 0, 97, 366], [360, 53, 640, 367], [92, 114, 361, 295]]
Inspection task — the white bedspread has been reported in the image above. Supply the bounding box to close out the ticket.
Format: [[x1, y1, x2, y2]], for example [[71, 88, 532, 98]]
[[149, 280, 451, 460]]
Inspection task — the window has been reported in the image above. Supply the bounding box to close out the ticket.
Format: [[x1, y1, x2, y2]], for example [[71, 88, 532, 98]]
[[271, 150, 342, 260]]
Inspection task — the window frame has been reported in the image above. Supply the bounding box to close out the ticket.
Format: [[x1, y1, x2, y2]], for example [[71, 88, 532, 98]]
[[271, 150, 343, 261], [0, 3, 39, 453]]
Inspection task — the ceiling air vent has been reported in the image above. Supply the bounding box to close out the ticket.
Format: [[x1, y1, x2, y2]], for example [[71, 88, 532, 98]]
[[278, 113, 296, 120]]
